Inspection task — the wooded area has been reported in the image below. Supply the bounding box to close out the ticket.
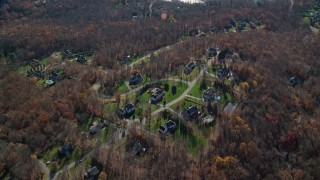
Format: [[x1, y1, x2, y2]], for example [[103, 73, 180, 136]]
[[0, 0, 320, 179]]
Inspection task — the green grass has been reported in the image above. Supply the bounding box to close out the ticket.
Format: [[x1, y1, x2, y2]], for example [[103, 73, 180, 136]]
[[171, 97, 205, 114], [17, 64, 31, 74], [207, 65, 218, 74], [150, 118, 167, 133], [163, 81, 188, 103], [224, 79, 231, 86], [117, 82, 128, 94], [188, 80, 205, 98], [174, 122, 208, 156], [100, 126, 115, 143], [169, 66, 200, 82], [39, 144, 60, 162], [104, 103, 117, 115]]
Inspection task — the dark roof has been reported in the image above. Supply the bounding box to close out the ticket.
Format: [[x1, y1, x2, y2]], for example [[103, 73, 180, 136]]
[[0, 114, 7, 124], [129, 74, 143, 85], [158, 125, 167, 134], [58, 143, 73, 158], [85, 166, 100, 179], [76, 55, 86, 63], [189, 29, 199, 36], [209, 48, 217, 53], [218, 49, 233, 61], [218, 68, 230, 77], [290, 76, 298, 87], [166, 120, 176, 130], [202, 89, 215, 103], [185, 106, 199, 117], [186, 61, 195, 69], [124, 103, 135, 111]]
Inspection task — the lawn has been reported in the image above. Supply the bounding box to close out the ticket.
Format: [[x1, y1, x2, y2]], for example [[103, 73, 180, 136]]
[[117, 82, 128, 94], [169, 66, 201, 82], [171, 97, 206, 114], [135, 80, 188, 113], [39, 145, 84, 172], [104, 103, 117, 115], [100, 126, 115, 143], [188, 79, 207, 98], [150, 117, 167, 133], [207, 65, 219, 74], [162, 81, 188, 103], [174, 121, 208, 156]]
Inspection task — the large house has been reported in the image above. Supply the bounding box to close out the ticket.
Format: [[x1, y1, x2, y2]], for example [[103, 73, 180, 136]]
[[58, 143, 73, 159], [217, 68, 231, 78], [84, 166, 100, 180], [76, 54, 86, 64], [184, 61, 196, 75], [202, 88, 216, 103], [208, 48, 218, 57], [182, 106, 200, 120], [149, 88, 165, 104], [89, 122, 106, 135], [158, 120, 176, 135], [290, 76, 298, 87], [117, 103, 135, 118], [129, 74, 143, 85]]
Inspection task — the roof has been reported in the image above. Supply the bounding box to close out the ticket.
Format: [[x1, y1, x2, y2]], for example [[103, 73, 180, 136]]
[[186, 61, 195, 69], [202, 88, 215, 102], [186, 106, 199, 116], [87, 166, 100, 177], [0, 114, 7, 124], [124, 103, 135, 111], [129, 74, 142, 82], [203, 115, 214, 123]]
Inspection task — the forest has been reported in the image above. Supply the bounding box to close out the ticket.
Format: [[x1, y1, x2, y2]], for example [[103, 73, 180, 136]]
[[0, 0, 320, 179]]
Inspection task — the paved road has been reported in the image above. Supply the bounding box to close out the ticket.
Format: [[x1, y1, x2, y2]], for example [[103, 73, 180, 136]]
[[152, 63, 208, 115], [100, 78, 189, 103], [38, 160, 50, 180]]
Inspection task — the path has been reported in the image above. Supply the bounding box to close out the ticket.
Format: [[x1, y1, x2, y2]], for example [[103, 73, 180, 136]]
[[38, 160, 50, 180], [152, 63, 207, 115]]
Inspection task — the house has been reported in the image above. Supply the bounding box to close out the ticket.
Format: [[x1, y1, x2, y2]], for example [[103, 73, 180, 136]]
[[208, 48, 218, 57], [89, 122, 106, 135], [184, 61, 196, 75], [217, 68, 230, 78], [58, 143, 73, 158], [218, 49, 233, 62], [0, 114, 7, 124], [250, 18, 262, 26], [117, 103, 135, 118], [76, 54, 86, 63], [129, 74, 143, 85], [224, 103, 237, 117], [34, 70, 44, 78], [119, 55, 130, 63], [290, 76, 298, 87], [84, 166, 100, 180], [189, 28, 199, 37], [224, 20, 236, 30], [49, 72, 58, 82], [182, 106, 200, 120], [132, 141, 147, 156], [149, 88, 165, 104], [62, 49, 72, 58], [158, 120, 176, 134], [31, 59, 41, 67], [202, 88, 216, 103], [202, 115, 215, 125]]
